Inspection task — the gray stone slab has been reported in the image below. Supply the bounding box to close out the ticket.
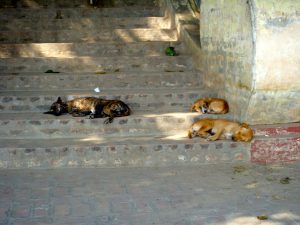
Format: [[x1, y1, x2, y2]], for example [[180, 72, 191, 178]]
[[0, 162, 300, 224]]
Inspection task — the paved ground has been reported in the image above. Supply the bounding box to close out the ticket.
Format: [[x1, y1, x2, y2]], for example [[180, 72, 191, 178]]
[[0, 162, 300, 225]]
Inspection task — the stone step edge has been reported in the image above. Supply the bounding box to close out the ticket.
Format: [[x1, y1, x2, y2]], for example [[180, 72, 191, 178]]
[[0, 87, 210, 96], [0, 6, 160, 11], [0, 70, 195, 77], [1, 133, 299, 168], [0, 41, 182, 49], [0, 112, 298, 135], [0, 135, 251, 168], [0, 16, 169, 25], [0, 112, 297, 139]]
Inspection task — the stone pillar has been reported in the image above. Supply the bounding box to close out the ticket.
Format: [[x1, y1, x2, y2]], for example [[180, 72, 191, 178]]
[[246, 0, 300, 124], [199, 0, 300, 124]]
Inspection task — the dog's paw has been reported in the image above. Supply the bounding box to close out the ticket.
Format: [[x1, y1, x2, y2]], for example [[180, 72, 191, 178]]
[[89, 114, 95, 119], [206, 136, 215, 141], [104, 117, 114, 124]]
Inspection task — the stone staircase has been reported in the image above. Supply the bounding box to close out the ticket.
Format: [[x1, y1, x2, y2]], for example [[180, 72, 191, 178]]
[[0, 0, 299, 168]]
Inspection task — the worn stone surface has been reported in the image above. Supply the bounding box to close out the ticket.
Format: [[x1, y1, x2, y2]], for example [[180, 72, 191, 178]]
[[1, 162, 300, 224], [167, 0, 300, 124]]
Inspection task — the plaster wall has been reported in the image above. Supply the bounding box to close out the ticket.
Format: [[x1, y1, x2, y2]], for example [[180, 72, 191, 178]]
[[199, 0, 253, 122], [199, 0, 300, 124]]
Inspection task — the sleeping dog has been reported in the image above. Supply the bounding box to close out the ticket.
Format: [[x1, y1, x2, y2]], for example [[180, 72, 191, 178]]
[[190, 98, 229, 114], [188, 118, 253, 142], [44, 97, 131, 124]]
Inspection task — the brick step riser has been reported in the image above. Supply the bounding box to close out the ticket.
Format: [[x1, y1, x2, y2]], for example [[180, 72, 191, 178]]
[[0, 17, 172, 31], [0, 29, 177, 44], [0, 141, 250, 169], [0, 73, 201, 91], [0, 56, 191, 73], [0, 8, 162, 19], [0, 42, 184, 58]]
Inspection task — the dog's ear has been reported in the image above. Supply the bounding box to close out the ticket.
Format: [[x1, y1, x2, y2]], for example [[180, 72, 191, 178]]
[[190, 104, 196, 112], [241, 123, 249, 128], [56, 97, 62, 103]]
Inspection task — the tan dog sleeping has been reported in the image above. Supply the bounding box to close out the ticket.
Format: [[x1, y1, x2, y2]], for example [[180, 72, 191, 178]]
[[190, 98, 229, 114], [188, 118, 253, 142]]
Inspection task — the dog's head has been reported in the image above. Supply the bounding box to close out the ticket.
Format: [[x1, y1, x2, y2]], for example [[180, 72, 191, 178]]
[[109, 101, 131, 117], [44, 97, 68, 116], [190, 99, 208, 114], [103, 100, 131, 118], [233, 123, 253, 142]]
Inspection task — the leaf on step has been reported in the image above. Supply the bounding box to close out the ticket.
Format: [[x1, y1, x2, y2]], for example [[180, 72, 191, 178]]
[[257, 215, 268, 220], [45, 70, 60, 73], [165, 47, 177, 56], [95, 71, 106, 75], [280, 177, 291, 184], [233, 165, 246, 174]]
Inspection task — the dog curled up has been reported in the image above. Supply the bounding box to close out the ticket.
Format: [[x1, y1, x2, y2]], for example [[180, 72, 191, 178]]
[[44, 97, 131, 124], [188, 118, 253, 142], [190, 98, 229, 114]]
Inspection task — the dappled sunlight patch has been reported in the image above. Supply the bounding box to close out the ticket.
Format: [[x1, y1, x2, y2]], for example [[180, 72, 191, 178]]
[[143, 112, 195, 118], [271, 212, 300, 220], [32, 44, 76, 58], [162, 132, 188, 140], [79, 136, 104, 143], [226, 211, 300, 225], [23, 0, 40, 8], [114, 29, 137, 42]]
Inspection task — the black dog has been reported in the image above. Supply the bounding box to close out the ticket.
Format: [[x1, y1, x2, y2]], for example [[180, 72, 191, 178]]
[[44, 97, 131, 124]]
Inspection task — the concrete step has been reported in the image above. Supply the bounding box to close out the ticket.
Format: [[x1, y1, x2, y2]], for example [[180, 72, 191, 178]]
[[0, 7, 162, 19], [0, 0, 157, 9], [0, 111, 233, 139], [0, 28, 177, 44], [0, 55, 191, 73], [0, 42, 184, 58], [0, 135, 251, 168], [0, 122, 299, 168], [0, 71, 201, 91], [0, 17, 172, 31], [0, 88, 217, 113]]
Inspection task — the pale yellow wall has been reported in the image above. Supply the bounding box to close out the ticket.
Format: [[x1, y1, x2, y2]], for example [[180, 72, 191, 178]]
[[253, 0, 300, 91]]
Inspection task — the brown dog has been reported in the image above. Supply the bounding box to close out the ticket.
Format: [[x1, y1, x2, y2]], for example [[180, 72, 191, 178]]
[[188, 118, 253, 142], [190, 98, 229, 114]]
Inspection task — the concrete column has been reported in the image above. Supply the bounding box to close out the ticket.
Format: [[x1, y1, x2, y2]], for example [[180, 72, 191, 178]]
[[199, 0, 300, 124]]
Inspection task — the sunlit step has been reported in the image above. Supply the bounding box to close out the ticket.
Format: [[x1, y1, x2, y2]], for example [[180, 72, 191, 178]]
[[0, 71, 202, 91], [0, 41, 183, 58], [0, 111, 233, 139], [0, 17, 172, 31], [0, 28, 177, 44]]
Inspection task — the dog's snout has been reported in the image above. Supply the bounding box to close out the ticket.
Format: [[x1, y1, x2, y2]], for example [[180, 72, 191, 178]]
[[201, 107, 208, 114]]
